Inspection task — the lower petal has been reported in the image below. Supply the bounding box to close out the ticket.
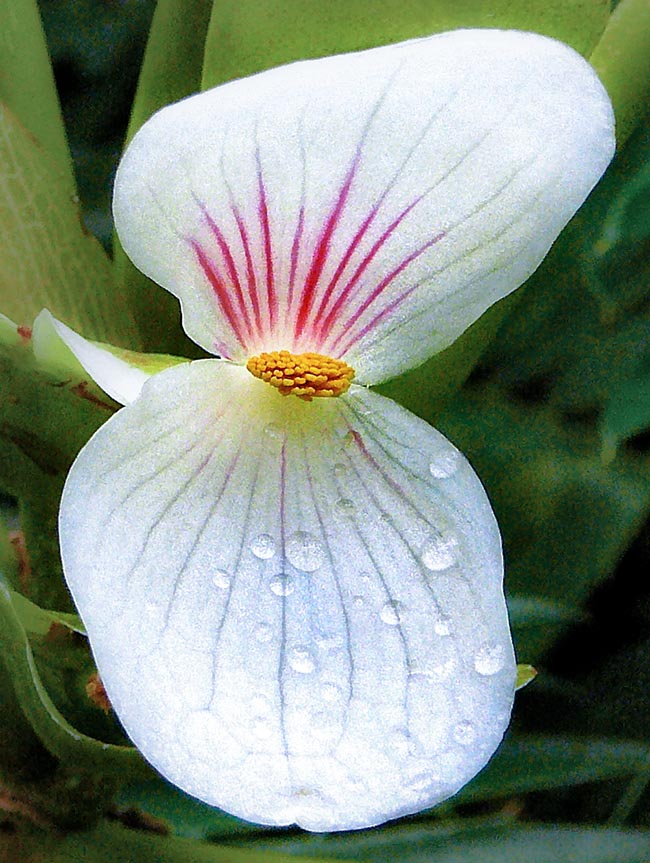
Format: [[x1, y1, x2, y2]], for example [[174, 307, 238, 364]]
[[59, 361, 515, 831]]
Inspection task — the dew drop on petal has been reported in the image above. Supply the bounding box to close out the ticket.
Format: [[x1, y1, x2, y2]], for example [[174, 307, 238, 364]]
[[270, 573, 294, 596], [212, 569, 231, 590], [453, 720, 477, 745], [406, 772, 434, 793], [433, 612, 452, 636], [333, 462, 347, 480], [321, 683, 341, 702], [353, 594, 365, 607], [263, 422, 283, 442], [251, 717, 272, 739], [255, 622, 273, 642], [391, 728, 410, 757], [421, 532, 458, 571], [286, 530, 325, 573], [250, 533, 276, 559], [429, 450, 460, 479], [474, 643, 505, 676], [380, 599, 403, 625], [430, 659, 456, 681], [288, 645, 315, 674], [334, 497, 356, 516]]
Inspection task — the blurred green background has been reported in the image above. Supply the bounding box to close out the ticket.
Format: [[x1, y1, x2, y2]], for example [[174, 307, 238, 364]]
[[1, 0, 650, 860]]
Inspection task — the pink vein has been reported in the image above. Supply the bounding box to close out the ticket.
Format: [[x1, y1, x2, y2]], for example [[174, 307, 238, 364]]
[[202, 207, 254, 343], [190, 239, 246, 350], [257, 155, 277, 332], [232, 204, 263, 338], [286, 205, 305, 325], [293, 159, 358, 342], [314, 195, 425, 343], [328, 230, 446, 356]]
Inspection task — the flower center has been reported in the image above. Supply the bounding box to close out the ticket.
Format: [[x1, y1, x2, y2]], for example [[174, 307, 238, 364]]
[[246, 350, 355, 401]]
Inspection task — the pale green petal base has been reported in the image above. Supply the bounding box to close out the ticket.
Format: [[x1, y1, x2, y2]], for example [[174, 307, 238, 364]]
[[59, 361, 515, 831]]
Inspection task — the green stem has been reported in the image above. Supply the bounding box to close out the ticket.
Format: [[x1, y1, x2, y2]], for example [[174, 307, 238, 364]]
[[590, 0, 650, 146]]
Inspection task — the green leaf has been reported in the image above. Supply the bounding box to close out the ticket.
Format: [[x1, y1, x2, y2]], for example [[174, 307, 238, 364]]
[[202, 0, 610, 89], [508, 594, 583, 659], [0, 820, 324, 863], [0, 0, 75, 191], [0, 581, 150, 779], [113, 0, 213, 356], [10, 589, 86, 635], [125, 0, 214, 145], [0, 102, 140, 347], [116, 778, 261, 841], [0, 337, 115, 607], [591, 0, 650, 146], [243, 820, 650, 863], [601, 368, 650, 461], [459, 735, 650, 803], [515, 665, 537, 690]]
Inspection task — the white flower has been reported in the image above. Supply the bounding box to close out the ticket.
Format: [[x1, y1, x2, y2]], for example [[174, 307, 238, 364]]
[[57, 30, 614, 831]]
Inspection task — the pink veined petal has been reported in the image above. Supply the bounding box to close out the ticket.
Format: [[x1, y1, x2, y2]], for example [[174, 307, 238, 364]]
[[59, 361, 515, 831], [113, 29, 614, 380]]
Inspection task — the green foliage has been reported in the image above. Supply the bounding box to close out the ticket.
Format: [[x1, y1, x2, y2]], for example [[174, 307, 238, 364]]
[[0, 0, 75, 190], [591, 0, 650, 145], [113, 0, 214, 356], [0, 104, 139, 346], [202, 0, 610, 89]]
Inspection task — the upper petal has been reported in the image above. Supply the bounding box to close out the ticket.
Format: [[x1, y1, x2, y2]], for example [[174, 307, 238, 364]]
[[59, 361, 514, 831], [113, 29, 614, 381]]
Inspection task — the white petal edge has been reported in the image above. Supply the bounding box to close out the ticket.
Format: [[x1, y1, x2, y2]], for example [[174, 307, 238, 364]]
[[32, 310, 149, 405], [113, 29, 614, 382], [59, 361, 515, 831]]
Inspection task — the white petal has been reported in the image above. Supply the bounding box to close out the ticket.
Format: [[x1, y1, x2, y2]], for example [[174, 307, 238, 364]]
[[113, 29, 614, 381], [60, 363, 514, 831], [33, 310, 150, 405]]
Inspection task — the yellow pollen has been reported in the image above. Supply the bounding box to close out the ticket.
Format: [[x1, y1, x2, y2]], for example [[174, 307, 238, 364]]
[[246, 350, 355, 401]]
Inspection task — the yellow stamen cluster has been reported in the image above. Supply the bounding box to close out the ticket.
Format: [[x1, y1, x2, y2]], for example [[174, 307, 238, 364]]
[[247, 350, 355, 401]]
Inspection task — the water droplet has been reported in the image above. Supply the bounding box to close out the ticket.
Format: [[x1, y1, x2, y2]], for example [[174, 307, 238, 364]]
[[333, 462, 347, 479], [286, 531, 325, 573], [429, 450, 460, 479], [474, 644, 505, 676], [251, 717, 272, 739], [334, 497, 356, 516], [321, 683, 341, 702], [453, 720, 476, 745], [353, 594, 365, 607], [430, 658, 455, 681], [263, 422, 283, 442], [270, 573, 294, 596], [288, 646, 315, 674], [316, 632, 342, 653], [250, 533, 276, 559], [380, 599, 403, 625], [250, 694, 271, 714], [421, 532, 458, 571], [255, 622, 273, 642], [391, 728, 410, 756], [360, 571, 372, 585], [407, 772, 434, 793], [212, 569, 231, 590], [433, 613, 451, 636]]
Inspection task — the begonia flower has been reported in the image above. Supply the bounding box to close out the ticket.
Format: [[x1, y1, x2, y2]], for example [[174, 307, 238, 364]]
[[58, 29, 614, 831]]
